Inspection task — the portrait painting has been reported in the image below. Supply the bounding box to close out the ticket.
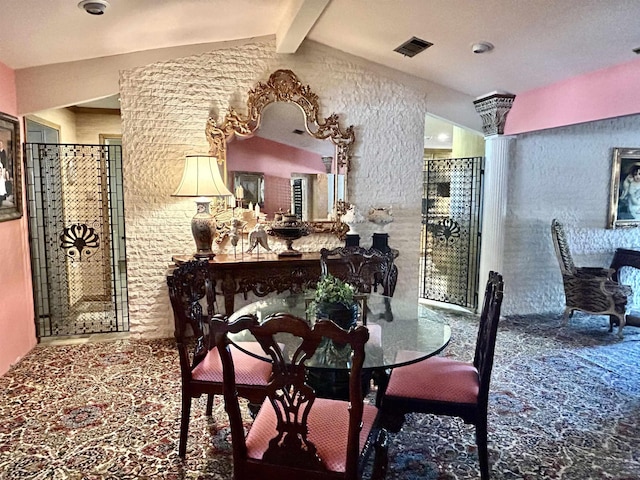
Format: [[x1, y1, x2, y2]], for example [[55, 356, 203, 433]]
[[0, 112, 22, 222], [608, 147, 640, 228]]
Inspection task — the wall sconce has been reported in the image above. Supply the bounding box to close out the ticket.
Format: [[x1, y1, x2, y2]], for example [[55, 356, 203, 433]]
[[172, 155, 233, 258]]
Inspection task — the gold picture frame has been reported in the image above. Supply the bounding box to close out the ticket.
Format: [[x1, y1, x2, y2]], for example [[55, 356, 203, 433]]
[[608, 147, 640, 228], [0, 112, 22, 222]]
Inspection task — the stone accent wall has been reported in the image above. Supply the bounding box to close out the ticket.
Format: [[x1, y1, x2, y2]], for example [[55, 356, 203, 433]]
[[504, 114, 640, 316], [120, 39, 428, 337]]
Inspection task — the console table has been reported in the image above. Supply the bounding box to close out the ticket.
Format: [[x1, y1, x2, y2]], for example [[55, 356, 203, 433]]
[[172, 253, 324, 315]]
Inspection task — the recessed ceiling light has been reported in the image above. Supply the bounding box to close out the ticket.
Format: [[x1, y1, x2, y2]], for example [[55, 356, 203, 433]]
[[471, 42, 494, 54], [78, 0, 110, 15]]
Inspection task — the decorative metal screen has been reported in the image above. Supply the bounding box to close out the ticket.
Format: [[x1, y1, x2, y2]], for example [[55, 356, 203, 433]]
[[420, 156, 483, 310], [24, 143, 129, 337]]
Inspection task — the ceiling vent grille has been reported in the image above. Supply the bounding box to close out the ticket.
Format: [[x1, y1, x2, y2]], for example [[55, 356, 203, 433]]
[[394, 37, 433, 57]]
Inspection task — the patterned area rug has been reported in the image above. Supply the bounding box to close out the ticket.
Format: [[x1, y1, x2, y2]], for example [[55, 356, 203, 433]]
[[1, 311, 639, 479]]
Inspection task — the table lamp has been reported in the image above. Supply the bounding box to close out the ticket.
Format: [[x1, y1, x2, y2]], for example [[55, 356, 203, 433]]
[[173, 155, 233, 258]]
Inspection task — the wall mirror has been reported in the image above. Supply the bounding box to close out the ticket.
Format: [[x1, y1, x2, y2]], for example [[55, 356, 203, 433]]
[[205, 69, 354, 240]]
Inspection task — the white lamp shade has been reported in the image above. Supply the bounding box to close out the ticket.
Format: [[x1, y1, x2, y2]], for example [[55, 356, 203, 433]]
[[172, 155, 233, 197]]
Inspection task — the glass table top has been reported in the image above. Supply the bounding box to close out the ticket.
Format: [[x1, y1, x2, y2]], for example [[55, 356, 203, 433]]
[[228, 293, 452, 371]]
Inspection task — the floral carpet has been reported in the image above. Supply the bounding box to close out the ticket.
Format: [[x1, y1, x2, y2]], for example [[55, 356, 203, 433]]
[[1, 310, 639, 480]]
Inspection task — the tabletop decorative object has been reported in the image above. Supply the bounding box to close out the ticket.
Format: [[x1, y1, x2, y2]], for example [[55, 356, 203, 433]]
[[368, 206, 394, 233], [306, 273, 358, 330], [267, 213, 309, 257], [342, 203, 364, 235], [246, 223, 271, 254]]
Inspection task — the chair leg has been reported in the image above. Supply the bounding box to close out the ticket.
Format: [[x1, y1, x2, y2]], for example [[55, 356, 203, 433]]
[[616, 314, 626, 339], [372, 368, 390, 407], [475, 420, 490, 480], [205, 394, 214, 416], [179, 394, 192, 458], [371, 429, 389, 480]]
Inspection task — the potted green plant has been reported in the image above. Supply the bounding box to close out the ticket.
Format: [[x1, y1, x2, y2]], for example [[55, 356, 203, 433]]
[[307, 273, 359, 329]]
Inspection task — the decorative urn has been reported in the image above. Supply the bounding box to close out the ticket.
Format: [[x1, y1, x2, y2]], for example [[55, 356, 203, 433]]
[[267, 213, 310, 257]]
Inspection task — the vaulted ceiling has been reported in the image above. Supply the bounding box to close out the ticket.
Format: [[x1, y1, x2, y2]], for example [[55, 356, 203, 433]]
[[4, 0, 640, 99]]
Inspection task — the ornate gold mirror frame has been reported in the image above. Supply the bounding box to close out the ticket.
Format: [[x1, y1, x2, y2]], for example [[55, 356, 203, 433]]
[[205, 69, 353, 240]]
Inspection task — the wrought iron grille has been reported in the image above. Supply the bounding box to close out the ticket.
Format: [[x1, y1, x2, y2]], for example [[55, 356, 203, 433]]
[[420, 156, 483, 310], [24, 143, 129, 337]]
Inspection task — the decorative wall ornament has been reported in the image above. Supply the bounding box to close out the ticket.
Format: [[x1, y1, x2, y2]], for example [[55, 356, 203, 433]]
[[60, 223, 100, 261], [205, 69, 355, 239], [473, 92, 516, 136]]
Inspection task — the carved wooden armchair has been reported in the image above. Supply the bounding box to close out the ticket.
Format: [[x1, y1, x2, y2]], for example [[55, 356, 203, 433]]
[[551, 219, 633, 337]]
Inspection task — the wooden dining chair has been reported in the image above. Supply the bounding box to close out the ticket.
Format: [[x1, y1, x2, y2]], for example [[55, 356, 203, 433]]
[[320, 246, 398, 297], [167, 259, 273, 458], [379, 271, 504, 480], [319, 246, 396, 400], [210, 312, 389, 480]]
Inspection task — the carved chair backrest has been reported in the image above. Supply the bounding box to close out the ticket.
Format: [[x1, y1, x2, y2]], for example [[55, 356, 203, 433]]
[[211, 313, 370, 478], [320, 246, 397, 296], [473, 271, 504, 411], [167, 260, 217, 375], [551, 219, 576, 275]]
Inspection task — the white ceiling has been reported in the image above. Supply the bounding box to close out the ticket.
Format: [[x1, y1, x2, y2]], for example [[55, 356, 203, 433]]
[[9, 0, 640, 150], [3, 0, 640, 99]]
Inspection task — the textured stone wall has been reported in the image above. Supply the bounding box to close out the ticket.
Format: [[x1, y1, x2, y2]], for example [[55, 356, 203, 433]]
[[120, 39, 427, 337], [504, 114, 640, 315]]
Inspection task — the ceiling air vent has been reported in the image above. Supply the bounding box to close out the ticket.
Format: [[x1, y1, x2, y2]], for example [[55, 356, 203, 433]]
[[394, 37, 433, 58]]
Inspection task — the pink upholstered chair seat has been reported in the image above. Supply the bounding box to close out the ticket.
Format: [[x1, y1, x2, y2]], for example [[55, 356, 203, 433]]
[[192, 342, 273, 385], [246, 398, 379, 472], [386, 352, 479, 404]]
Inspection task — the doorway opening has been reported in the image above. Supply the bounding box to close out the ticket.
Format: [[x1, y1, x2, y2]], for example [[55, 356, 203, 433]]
[[25, 118, 129, 338], [419, 115, 484, 310]]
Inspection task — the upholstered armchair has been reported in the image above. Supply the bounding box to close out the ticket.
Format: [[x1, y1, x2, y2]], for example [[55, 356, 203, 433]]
[[551, 219, 633, 337]]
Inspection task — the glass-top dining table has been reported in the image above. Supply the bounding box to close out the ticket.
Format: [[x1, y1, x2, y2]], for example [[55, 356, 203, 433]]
[[228, 293, 452, 381]]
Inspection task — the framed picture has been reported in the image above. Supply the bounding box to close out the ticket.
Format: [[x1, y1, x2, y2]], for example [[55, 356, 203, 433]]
[[0, 112, 22, 222], [232, 171, 264, 208], [608, 147, 640, 228]]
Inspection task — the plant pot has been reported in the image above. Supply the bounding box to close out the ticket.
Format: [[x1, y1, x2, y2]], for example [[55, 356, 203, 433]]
[[316, 302, 358, 330]]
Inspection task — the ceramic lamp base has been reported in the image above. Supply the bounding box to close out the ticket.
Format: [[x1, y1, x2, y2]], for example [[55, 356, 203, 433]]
[[191, 200, 216, 258]]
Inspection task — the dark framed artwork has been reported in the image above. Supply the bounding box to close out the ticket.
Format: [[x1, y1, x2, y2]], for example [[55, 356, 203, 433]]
[[608, 147, 640, 228], [232, 171, 264, 208], [0, 112, 22, 222]]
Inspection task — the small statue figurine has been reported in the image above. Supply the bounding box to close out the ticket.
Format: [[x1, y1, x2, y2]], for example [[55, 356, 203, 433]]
[[246, 223, 272, 253], [229, 218, 245, 248]]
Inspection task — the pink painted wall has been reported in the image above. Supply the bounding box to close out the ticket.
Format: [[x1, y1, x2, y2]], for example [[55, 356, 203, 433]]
[[0, 61, 36, 376], [505, 57, 640, 135], [227, 135, 325, 215]]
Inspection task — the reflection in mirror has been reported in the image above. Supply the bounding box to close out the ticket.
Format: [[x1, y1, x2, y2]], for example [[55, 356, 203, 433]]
[[227, 102, 345, 221], [205, 69, 353, 240], [231, 171, 264, 209]]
